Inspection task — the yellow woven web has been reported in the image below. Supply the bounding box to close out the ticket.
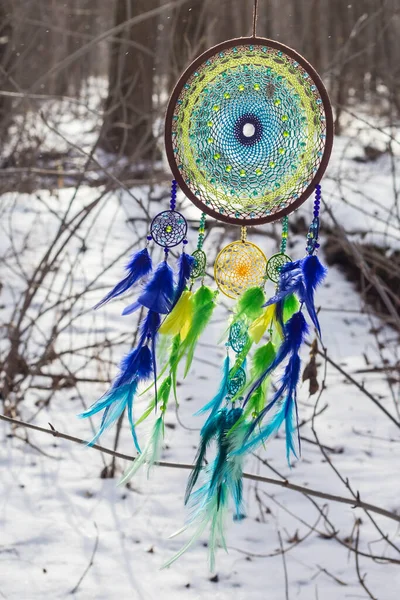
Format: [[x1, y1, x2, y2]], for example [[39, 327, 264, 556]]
[[214, 240, 267, 299]]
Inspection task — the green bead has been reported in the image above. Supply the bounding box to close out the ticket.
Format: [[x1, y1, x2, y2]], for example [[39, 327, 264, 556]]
[[214, 153, 221, 160], [239, 169, 246, 177], [224, 92, 231, 99], [253, 83, 260, 90], [269, 161, 276, 168], [225, 165, 232, 172], [282, 115, 288, 122], [255, 168, 263, 176], [213, 105, 220, 112], [238, 84, 245, 91]]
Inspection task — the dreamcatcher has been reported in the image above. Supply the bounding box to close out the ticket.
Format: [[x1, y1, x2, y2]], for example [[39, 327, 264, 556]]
[[80, 1, 333, 569]]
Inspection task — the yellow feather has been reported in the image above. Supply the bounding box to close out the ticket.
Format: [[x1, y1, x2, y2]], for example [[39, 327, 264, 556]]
[[249, 304, 275, 343], [159, 291, 193, 340]]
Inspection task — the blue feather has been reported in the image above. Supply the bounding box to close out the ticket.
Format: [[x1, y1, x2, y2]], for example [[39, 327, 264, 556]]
[[79, 343, 153, 449], [79, 382, 139, 448], [299, 255, 327, 337], [185, 411, 223, 504], [114, 344, 153, 388], [244, 311, 308, 404], [172, 252, 195, 309], [239, 312, 308, 464], [94, 248, 152, 309], [123, 260, 175, 316], [264, 256, 326, 338], [195, 355, 230, 423]]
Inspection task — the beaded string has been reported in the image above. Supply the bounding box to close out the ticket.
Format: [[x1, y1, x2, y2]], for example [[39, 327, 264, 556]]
[[197, 212, 206, 251], [280, 216, 289, 254], [241, 226, 247, 243], [306, 184, 321, 255]]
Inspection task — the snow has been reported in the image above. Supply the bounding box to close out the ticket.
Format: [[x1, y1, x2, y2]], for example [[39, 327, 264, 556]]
[[1, 110, 400, 599]]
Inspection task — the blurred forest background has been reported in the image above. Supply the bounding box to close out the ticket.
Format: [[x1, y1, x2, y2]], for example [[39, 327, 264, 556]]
[[0, 0, 400, 173]]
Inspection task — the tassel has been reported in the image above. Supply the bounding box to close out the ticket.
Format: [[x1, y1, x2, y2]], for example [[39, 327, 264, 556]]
[[159, 290, 193, 341], [165, 407, 245, 570], [240, 311, 309, 463], [123, 260, 175, 316], [79, 343, 153, 452], [94, 248, 152, 310], [172, 252, 195, 309], [264, 256, 327, 338]]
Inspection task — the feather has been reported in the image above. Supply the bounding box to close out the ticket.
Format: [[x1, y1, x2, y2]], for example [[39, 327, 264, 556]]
[[166, 407, 245, 570], [169, 334, 181, 402], [241, 352, 302, 463], [233, 287, 265, 322], [243, 342, 276, 418], [249, 304, 276, 343], [94, 248, 152, 309], [120, 416, 164, 483], [79, 382, 140, 449], [172, 252, 195, 309], [195, 355, 230, 422], [264, 256, 326, 338], [123, 260, 175, 316], [185, 411, 223, 504], [114, 344, 153, 388], [237, 311, 308, 464], [283, 293, 300, 322], [79, 338, 154, 449], [159, 290, 193, 340], [179, 286, 218, 376], [244, 311, 309, 407], [299, 255, 327, 338]]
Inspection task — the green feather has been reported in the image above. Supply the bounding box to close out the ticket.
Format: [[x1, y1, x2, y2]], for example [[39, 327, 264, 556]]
[[244, 342, 276, 418], [178, 286, 218, 377], [283, 293, 300, 322], [169, 334, 181, 403], [234, 287, 265, 322], [120, 415, 164, 483], [135, 399, 155, 426], [251, 341, 276, 378]]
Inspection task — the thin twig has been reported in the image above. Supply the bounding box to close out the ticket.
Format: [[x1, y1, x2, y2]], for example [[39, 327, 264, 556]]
[[278, 529, 290, 600], [1, 413, 400, 524], [69, 523, 99, 595]]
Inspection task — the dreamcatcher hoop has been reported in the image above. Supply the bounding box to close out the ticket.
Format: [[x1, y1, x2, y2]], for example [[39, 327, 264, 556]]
[[165, 37, 334, 226]]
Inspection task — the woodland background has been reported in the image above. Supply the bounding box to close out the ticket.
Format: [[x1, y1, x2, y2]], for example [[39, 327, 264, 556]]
[[0, 1, 400, 599]]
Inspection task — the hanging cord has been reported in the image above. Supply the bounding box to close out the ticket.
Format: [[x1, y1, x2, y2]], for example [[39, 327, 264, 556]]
[[252, 0, 259, 37]]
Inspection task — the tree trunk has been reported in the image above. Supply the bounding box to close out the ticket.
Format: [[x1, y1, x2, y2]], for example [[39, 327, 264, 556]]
[[99, 0, 158, 160]]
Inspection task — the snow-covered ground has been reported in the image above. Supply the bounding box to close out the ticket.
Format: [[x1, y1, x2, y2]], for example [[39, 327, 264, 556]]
[[1, 107, 400, 599]]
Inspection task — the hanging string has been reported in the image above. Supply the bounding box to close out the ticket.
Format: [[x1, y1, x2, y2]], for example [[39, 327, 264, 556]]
[[252, 0, 259, 37]]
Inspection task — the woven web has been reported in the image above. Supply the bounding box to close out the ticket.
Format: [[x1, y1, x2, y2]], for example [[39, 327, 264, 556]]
[[170, 43, 328, 222], [214, 241, 267, 299], [150, 210, 187, 248]]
